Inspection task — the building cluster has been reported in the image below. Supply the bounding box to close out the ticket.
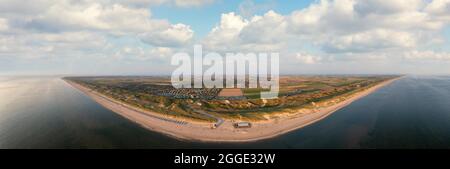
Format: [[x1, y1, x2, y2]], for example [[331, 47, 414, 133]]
[[122, 83, 248, 100], [157, 88, 222, 99], [73, 79, 250, 100], [119, 84, 220, 99]]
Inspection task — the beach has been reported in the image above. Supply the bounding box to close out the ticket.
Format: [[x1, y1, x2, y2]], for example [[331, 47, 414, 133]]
[[64, 77, 400, 142]]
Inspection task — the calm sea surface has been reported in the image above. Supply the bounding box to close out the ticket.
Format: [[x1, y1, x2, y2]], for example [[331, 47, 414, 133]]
[[1, 76, 450, 148]]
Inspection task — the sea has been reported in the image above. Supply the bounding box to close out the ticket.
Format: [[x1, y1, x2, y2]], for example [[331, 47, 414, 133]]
[[1, 76, 450, 148]]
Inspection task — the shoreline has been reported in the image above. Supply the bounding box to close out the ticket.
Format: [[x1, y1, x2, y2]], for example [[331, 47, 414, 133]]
[[64, 77, 400, 142]]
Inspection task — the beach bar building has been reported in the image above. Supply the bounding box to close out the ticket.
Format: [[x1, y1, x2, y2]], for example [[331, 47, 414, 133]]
[[234, 122, 252, 128]]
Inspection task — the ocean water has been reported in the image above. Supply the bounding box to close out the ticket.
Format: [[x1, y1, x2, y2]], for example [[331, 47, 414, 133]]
[[0, 76, 450, 148]]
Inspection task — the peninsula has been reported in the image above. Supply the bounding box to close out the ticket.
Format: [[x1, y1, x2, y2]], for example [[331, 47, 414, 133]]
[[63, 75, 400, 142]]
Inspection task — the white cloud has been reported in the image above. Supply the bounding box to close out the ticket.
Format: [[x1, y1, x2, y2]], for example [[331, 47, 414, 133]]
[[0, 0, 195, 64], [0, 0, 194, 40], [150, 47, 174, 58], [203, 10, 287, 52], [0, 31, 109, 59], [23, 2, 172, 35], [140, 23, 193, 47], [0, 0, 51, 15], [113, 0, 169, 8], [202, 12, 248, 51], [286, 0, 448, 54], [0, 18, 8, 31], [238, 0, 275, 18], [202, 0, 450, 60], [321, 29, 417, 53], [2, 0, 450, 74], [114, 46, 174, 61], [295, 53, 323, 64], [114, 0, 216, 7], [425, 0, 450, 16], [173, 0, 214, 7], [354, 0, 423, 15], [404, 50, 450, 61]]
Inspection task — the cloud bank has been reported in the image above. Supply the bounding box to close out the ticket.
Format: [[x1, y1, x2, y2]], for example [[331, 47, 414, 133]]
[[2, 0, 450, 75]]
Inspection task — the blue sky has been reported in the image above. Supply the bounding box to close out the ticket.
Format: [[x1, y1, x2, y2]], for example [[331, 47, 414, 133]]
[[151, 0, 314, 37], [1, 0, 450, 75]]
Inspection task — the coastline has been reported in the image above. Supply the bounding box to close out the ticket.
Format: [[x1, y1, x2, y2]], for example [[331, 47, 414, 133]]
[[64, 77, 400, 142]]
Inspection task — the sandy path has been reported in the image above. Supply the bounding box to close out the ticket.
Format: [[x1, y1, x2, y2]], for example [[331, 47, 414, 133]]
[[64, 77, 400, 142]]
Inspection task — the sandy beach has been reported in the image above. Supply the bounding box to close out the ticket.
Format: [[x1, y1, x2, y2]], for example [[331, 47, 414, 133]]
[[64, 77, 400, 142]]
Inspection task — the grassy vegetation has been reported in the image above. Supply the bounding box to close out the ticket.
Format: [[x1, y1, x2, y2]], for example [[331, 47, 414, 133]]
[[242, 88, 271, 99]]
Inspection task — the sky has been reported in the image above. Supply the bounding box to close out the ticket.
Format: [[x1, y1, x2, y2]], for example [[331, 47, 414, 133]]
[[1, 0, 450, 75]]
